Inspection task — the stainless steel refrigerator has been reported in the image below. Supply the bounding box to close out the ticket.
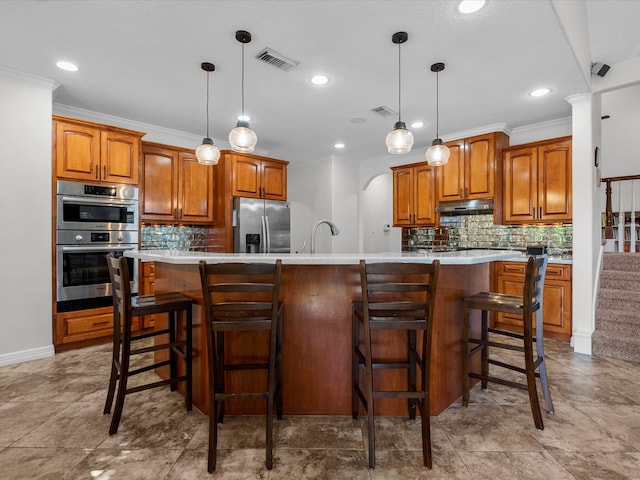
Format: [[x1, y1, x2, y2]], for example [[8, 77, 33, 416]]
[[233, 197, 291, 253]]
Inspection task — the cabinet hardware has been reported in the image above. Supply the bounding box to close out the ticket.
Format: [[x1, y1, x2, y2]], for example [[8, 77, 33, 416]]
[[539, 206, 542, 219], [179, 208, 183, 219], [92, 321, 109, 327], [103, 165, 107, 179], [95, 165, 99, 179]]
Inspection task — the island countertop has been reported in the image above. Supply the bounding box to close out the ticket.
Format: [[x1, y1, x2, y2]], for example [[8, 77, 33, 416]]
[[125, 248, 523, 265]]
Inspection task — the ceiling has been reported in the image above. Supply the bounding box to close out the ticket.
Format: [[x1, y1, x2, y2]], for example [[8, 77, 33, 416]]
[[1, 0, 639, 164]]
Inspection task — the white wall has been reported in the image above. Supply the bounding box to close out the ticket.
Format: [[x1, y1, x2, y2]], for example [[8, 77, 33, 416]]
[[288, 158, 333, 254], [0, 71, 56, 364]]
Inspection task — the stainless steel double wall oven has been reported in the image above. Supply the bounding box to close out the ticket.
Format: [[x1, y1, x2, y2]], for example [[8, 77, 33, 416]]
[[56, 180, 139, 312]]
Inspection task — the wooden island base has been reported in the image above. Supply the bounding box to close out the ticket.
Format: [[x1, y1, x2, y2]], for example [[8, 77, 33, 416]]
[[153, 261, 488, 417]]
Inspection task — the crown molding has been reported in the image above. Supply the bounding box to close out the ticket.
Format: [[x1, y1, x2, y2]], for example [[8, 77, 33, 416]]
[[0, 67, 58, 90]]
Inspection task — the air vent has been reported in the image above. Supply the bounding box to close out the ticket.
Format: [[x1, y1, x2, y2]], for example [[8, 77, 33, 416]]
[[255, 48, 299, 71], [371, 106, 397, 118]]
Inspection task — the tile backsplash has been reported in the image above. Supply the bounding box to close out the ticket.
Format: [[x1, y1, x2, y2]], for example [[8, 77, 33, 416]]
[[141, 225, 208, 251], [402, 214, 572, 257]]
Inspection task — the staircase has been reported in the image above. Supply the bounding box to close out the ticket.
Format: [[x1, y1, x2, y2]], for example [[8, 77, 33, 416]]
[[592, 253, 640, 363]]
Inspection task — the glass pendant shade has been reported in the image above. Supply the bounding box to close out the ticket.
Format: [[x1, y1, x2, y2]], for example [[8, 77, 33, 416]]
[[425, 138, 450, 166], [196, 62, 218, 165], [229, 120, 257, 153], [196, 137, 220, 165], [385, 121, 414, 154], [425, 62, 449, 166]]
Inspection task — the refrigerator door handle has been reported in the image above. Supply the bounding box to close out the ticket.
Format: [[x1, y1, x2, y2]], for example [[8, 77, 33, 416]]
[[264, 215, 271, 253], [260, 216, 266, 253]]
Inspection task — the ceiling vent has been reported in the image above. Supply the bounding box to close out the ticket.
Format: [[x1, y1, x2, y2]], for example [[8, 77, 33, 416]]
[[371, 106, 397, 118], [255, 47, 299, 72]]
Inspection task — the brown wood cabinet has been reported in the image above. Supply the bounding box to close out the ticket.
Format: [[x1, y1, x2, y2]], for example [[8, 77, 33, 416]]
[[437, 132, 509, 203], [503, 136, 572, 224], [391, 162, 437, 226], [140, 262, 156, 329], [55, 306, 130, 346], [53, 115, 143, 185], [492, 261, 572, 341], [230, 152, 287, 200], [141, 142, 215, 224]]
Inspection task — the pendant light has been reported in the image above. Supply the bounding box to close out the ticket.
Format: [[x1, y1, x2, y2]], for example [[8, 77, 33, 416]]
[[195, 62, 221, 165], [425, 62, 450, 166], [229, 30, 257, 153], [385, 31, 414, 154]]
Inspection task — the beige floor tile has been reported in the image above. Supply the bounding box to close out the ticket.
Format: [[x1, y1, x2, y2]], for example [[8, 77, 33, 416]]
[[268, 448, 369, 480], [0, 447, 90, 480], [437, 404, 543, 452], [13, 401, 112, 448], [63, 448, 182, 480], [276, 415, 364, 450], [369, 450, 472, 479], [504, 404, 637, 453], [574, 404, 640, 450], [458, 451, 577, 480], [0, 401, 69, 446], [550, 451, 640, 480]]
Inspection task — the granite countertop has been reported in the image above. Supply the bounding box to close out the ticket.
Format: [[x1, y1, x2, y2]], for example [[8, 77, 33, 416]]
[[125, 249, 523, 265]]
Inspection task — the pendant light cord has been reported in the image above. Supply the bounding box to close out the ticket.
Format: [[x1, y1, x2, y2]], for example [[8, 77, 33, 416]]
[[397, 40, 402, 123], [435, 69, 439, 138], [241, 42, 245, 118], [205, 70, 210, 137]]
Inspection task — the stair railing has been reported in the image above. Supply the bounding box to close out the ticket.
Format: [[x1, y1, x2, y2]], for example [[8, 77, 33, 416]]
[[601, 174, 640, 239]]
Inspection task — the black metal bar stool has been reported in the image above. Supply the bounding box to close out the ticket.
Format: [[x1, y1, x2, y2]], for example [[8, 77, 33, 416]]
[[103, 254, 193, 435], [352, 260, 440, 469], [198, 260, 284, 473], [462, 254, 553, 430]]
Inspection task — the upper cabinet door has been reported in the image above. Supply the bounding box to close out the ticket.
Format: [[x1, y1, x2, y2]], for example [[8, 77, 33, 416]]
[[504, 146, 538, 223], [232, 155, 262, 198], [261, 160, 287, 200], [538, 140, 572, 222], [393, 166, 414, 226], [101, 131, 139, 185], [178, 151, 215, 223], [438, 139, 465, 202], [414, 164, 437, 225], [465, 133, 495, 199], [140, 145, 179, 222], [55, 120, 101, 181]]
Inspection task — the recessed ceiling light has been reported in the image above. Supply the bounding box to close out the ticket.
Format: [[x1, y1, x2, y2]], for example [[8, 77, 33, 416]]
[[411, 121, 424, 129], [458, 0, 485, 14], [529, 88, 551, 97], [56, 61, 78, 72], [334, 143, 345, 149], [311, 75, 329, 85], [237, 114, 251, 122]]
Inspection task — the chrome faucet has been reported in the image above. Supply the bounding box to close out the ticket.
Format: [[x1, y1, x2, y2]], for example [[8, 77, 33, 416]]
[[310, 219, 340, 254]]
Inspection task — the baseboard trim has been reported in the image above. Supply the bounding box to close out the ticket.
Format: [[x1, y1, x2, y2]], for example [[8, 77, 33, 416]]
[[0, 345, 55, 367], [571, 330, 593, 356]]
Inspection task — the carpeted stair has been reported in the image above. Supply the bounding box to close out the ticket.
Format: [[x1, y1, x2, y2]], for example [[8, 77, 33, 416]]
[[592, 253, 640, 363]]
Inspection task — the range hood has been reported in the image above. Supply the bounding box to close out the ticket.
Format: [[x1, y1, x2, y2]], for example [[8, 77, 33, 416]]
[[436, 198, 493, 215]]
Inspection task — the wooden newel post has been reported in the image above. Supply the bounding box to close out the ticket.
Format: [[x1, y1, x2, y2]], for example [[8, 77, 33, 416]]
[[604, 179, 614, 239]]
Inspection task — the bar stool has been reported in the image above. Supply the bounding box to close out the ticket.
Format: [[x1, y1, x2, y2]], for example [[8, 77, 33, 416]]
[[352, 260, 440, 469], [198, 260, 283, 473], [103, 254, 193, 435], [462, 254, 553, 430]]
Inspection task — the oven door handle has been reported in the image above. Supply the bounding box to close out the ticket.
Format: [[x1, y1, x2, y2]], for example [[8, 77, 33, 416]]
[[59, 245, 136, 253], [59, 196, 136, 207]]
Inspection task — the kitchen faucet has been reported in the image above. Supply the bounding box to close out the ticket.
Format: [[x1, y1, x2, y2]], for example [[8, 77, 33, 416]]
[[310, 219, 340, 254]]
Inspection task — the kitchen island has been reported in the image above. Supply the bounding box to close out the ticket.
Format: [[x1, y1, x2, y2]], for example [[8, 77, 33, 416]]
[[126, 249, 521, 416]]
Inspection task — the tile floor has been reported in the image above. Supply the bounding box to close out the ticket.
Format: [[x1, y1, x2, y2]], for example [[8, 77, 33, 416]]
[[1, 338, 639, 479]]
